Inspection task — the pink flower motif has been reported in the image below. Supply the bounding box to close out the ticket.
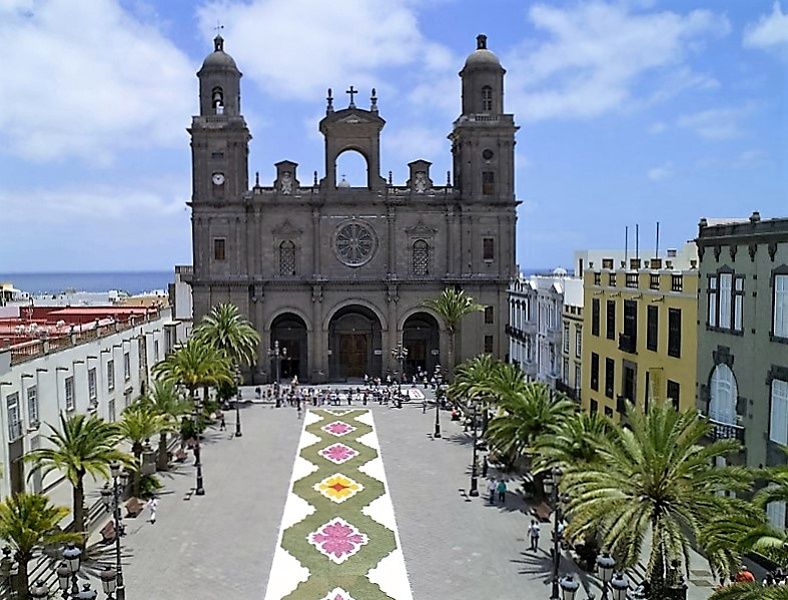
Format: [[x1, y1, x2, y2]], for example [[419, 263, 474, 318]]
[[308, 517, 369, 564], [319, 589, 356, 600], [321, 421, 356, 437], [319, 443, 359, 465]]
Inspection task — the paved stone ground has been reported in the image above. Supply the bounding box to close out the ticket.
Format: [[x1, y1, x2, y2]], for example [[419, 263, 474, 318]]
[[114, 393, 715, 599]]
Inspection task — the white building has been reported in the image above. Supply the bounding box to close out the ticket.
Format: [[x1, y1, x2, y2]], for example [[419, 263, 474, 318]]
[[508, 271, 574, 386], [0, 307, 187, 499]]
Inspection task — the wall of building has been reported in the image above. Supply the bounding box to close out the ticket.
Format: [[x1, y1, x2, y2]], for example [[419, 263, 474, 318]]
[[0, 308, 184, 499], [581, 266, 698, 420]]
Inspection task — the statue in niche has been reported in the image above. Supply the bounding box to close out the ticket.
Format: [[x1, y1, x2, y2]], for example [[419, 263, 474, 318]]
[[413, 171, 428, 193], [280, 171, 293, 195]]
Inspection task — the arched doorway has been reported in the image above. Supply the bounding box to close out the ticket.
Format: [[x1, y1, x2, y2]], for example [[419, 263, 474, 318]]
[[270, 313, 308, 382], [329, 306, 382, 380], [402, 312, 440, 378]]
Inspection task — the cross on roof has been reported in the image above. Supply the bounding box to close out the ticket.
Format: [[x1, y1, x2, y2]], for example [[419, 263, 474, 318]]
[[346, 86, 357, 108], [215, 21, 224, 36]]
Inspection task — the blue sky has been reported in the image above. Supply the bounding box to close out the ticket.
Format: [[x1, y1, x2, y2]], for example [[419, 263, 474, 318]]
[[0, 0, 786, 273]]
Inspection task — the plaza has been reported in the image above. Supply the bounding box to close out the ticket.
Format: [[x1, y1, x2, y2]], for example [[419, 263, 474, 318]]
[[111, 389, 718, 599]]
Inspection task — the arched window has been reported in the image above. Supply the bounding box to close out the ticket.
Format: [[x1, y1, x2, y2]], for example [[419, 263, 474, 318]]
[[481, 86, 493, 112], [412, 239, 429, 276], [709, 364, 738, 424], [279, 240, 296, 276]]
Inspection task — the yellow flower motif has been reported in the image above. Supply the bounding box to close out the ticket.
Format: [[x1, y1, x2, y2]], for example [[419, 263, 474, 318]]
[[315, 473, 363, 503]]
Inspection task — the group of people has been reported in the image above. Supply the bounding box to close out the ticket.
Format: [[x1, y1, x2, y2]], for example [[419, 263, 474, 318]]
[[715, 564, 787, 588]]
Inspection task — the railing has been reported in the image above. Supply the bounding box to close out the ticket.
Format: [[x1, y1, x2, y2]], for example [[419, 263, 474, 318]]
[[704, 416, 745, 442], [618, 333, 636, 353]]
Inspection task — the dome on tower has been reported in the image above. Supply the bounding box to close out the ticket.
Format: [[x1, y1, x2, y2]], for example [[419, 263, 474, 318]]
[[200, 35, 238, 70], [463, 34, 501, 69]]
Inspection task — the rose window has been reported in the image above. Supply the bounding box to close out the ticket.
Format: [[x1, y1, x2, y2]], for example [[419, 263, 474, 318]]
[[334, 222, 376, 267]]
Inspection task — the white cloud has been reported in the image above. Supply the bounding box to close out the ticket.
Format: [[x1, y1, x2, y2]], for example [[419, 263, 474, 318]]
[[382, 126, 448, 167], [647, 162, 673, 181], [196, 0, 453, 102], [0, 0, 194, 164], [648, 121, 666, 134], [504, 2, 730, 121], [744, 2, 788, 53], [0, 178, 188, 223], [677, 105, 753, 140]]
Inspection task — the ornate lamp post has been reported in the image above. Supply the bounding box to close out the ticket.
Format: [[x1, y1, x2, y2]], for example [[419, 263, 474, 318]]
[[193, 401, 206, 495], [56, 562, 71, 598], [390, 343, 408, 383], [433, 385, 442, 439], [99, 461, 126, 600], [234, 368, 243, 438], [596, 551, 616, 600], [469, 402, 479, 496], [62, 543, 82, 597], [29, 580, 49, 600], [267, 341, 285, 385], [559, 573, 580, 600], [543, 466, 564, 600], [610, 572, 629, 600], [0, 546, 18, 599], [100, 567, 118, 600]]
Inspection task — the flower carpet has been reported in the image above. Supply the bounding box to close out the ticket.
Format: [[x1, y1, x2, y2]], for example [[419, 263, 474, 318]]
[[264, 409, 413, 600]]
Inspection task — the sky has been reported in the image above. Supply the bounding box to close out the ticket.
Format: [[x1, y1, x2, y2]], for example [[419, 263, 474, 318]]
[[0, 0, 786, 273]]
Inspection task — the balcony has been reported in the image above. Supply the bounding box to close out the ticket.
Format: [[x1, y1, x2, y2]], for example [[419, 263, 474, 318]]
[[704, 416, 745, 442], [618, 333, 636, 353]]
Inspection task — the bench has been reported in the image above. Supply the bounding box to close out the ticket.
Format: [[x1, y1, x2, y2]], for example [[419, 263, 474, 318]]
[[532, 501, 552, 522], [100, 520, 116, 543], [125, 498, 144, 518]]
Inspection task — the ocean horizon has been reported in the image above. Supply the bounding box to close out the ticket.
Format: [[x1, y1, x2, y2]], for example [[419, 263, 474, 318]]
[[1, 267, 571, 297], [0, 271, 172, 295]]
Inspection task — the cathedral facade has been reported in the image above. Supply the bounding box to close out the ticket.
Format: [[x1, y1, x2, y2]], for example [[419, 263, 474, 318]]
[[189, 34, 519, 383]]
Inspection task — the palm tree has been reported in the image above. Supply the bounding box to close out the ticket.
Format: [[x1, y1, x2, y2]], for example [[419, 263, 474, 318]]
[[484, 382, 574, 470], [193, 303, 261, 371], [139, 380, 190, 470], [710, 583, 788, 600], [152, 337, 233, 399], [118, 403, 165, 496], [25, 414, 131, 543], [563, 403, 752, 596], [0, 493, 81, 598], [531, 410, 611, 473], [422, 288, 484, 377]]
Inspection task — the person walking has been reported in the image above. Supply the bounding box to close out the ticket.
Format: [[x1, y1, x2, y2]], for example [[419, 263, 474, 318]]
[[146, 497, 159, 525], [219, 412, 226, 431], [527, 520, 540, 551], [296, 400, 302, 420], [487, 478, 497, 504], [496, 479, 507, 504]]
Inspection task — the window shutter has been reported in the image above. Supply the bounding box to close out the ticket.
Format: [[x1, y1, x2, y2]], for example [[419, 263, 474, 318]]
[[770, 380, 788, 445]]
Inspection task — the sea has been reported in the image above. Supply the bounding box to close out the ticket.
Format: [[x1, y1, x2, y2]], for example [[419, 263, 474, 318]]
[[0, 268, 569, 296], [0, 271, 172, 295]]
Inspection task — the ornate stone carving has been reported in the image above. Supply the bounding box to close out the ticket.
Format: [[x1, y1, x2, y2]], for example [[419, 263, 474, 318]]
[[334, 221, 377, 267]]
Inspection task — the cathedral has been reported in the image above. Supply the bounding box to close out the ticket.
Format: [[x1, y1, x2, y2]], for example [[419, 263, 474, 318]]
[[189, 34, 519, 383]]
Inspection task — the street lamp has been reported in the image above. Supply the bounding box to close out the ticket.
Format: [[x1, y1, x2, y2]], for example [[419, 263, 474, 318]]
[[100, 567, 118, 599], [390, 343, 408, 383], [193, 401, 206, 495], [63, 542, 82, 596], [267, 341, 285, 385], [469, 402, 479, 496], [0, 546, 18, 598], [610, 572, 629, 600], [76, 582, 98, 599], [596, 551, 616, 600], [544, 466, 564, 600], [57, 562, 71, 598], [30, 580, 49, 599], [433, 384, 442, 439], [559, 573, 580, 600], [99, 461, 126, 600], [234, 368, 243, 438]]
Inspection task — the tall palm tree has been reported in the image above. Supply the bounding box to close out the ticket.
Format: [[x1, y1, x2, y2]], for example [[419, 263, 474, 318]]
[[118, 403, 165, 496], [531, 410, 611, 473], [563, 403, 752, 596], [139, 380, 190, 470], [484, 382, 574, 470], [0, 493, 81, 598], [710, 584, 788, 600], [152, 337, 233, 399], [25, 414, 131, 544], [193, 303, 261, 372], [422, 288, 484, 377]]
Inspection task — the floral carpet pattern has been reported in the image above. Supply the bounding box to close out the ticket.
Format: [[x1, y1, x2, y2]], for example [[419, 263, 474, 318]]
[[264, 409, 413, 600]]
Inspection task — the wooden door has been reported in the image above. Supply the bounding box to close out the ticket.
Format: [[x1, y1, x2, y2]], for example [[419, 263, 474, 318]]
[[339, 334, 367, 378]]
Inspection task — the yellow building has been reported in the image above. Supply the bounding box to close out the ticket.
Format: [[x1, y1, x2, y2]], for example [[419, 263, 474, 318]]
[[580, 253, 698, 419]]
